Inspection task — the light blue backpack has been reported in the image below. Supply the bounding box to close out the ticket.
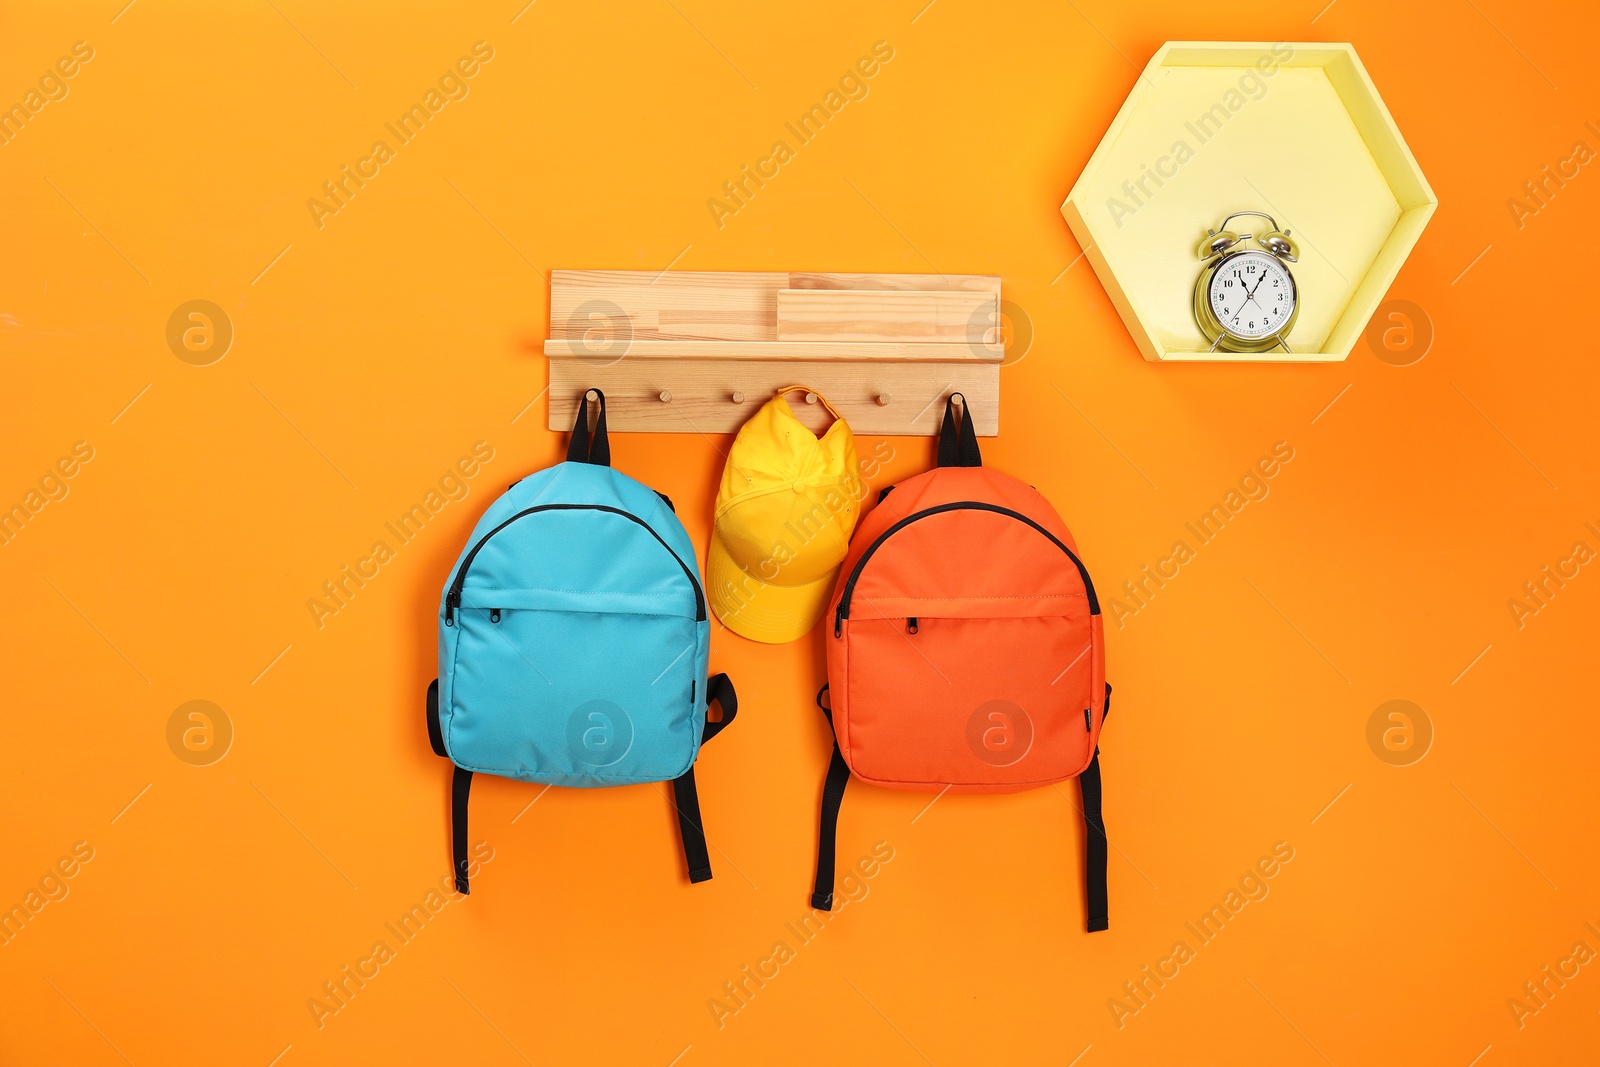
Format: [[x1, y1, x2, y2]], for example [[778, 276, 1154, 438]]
[[426, 390, 737, 893]]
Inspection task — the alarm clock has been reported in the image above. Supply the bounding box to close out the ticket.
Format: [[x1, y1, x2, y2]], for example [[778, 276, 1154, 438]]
[[1193, 211, 1300, 354]]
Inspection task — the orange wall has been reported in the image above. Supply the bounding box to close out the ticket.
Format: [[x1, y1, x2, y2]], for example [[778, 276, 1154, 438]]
[[2, 2, 1597, 1064]]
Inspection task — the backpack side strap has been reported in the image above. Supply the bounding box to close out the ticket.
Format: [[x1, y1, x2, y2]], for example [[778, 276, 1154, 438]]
[[809, 682, 852, 910], [430, 679, 474, 895], [426, 679, 447, 757], [451, 765, 473, 894], [671, 770, 712, 884], [1081, 682, 1112, 932], [1080, 751, 1108, 932], [671, 673, 739, 884], [810, 743, 851, 910], [700, 672, 737, 743]]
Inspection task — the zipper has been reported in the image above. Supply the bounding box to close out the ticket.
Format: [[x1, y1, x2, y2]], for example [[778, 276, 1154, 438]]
[[835, 501, 1100, 636], [445, 504, 706, 625], [906, 617, 918, 635]]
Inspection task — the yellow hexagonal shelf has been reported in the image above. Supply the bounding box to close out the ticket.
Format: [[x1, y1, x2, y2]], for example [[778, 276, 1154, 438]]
[[1063, 42, 1436, 363]]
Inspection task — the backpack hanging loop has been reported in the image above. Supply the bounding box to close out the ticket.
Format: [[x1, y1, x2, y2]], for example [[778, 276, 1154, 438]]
[[566, 389, 612, 466], [936, 392, 982, 468]]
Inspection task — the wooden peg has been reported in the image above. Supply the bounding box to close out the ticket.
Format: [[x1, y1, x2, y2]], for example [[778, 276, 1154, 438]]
[[585, 389, 599, 402], [731, 390, 745, 403], [804, 392, 818, 404], [875, 393, 890, 406], [658, 390, 671, 403]]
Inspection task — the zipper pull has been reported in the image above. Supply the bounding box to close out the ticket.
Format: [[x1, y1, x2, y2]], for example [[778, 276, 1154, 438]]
[[489, 609, 501, 624], [445, 591, 460, 626], [834, 608, 843, 638], [906, 617, 918, 635], [1083, 707, 1092, 732]]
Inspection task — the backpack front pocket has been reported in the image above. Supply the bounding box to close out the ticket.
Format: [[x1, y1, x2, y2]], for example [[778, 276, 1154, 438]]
[[841, 606, 1096, 789], [446, 593, 703, 784]]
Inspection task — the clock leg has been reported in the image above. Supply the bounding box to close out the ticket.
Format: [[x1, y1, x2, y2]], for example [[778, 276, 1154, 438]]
[[1209, 333, 1225, 353], [1275, 335, 1292, 354]]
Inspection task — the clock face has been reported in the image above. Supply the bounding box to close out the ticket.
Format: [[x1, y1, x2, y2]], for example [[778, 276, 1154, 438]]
[[1208, 251, 1295, 340]]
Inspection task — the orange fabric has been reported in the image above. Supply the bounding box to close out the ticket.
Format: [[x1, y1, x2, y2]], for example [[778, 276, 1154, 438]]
[[825, 466, 1106, 793]]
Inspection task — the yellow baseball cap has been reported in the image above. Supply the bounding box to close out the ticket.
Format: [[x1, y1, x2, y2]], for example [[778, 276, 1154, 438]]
[[708, 388, 864, 643]]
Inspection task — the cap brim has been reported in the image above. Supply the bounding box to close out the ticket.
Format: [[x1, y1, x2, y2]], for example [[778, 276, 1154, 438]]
[[706, 534, 837, 644]]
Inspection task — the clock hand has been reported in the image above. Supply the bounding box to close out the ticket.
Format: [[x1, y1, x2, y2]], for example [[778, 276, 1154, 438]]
[[1239, 272, 1271, 314]]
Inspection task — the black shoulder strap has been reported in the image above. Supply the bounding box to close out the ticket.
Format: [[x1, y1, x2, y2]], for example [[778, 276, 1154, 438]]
[[566, 389, 611, 466], [1081, 752, 1108, 931], [671, 771, 712, 884], [700, 673, 737, 742], [425, 679, 447, 757], [671, 673, 738, 884], [936, 393, 982, 467], [1081, 683, 1111, 932], [429, 680, 473, 893], [811, 745, 850, 909], [810, 683, 852, 910], [451, 765, 473, 894]]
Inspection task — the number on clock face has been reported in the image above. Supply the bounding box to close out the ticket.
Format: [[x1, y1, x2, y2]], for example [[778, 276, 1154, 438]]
[[1209, 251, 1294, 340]]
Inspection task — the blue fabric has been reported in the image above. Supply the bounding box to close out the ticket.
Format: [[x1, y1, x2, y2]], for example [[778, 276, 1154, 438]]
[[437, 461, 709, 787]]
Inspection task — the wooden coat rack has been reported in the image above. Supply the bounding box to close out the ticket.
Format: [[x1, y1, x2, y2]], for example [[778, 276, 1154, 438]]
[[544, 270, 1003, 436]]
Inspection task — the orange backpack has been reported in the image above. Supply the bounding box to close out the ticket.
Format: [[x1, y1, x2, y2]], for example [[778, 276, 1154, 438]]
[[811, 395, 1111, 931]]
